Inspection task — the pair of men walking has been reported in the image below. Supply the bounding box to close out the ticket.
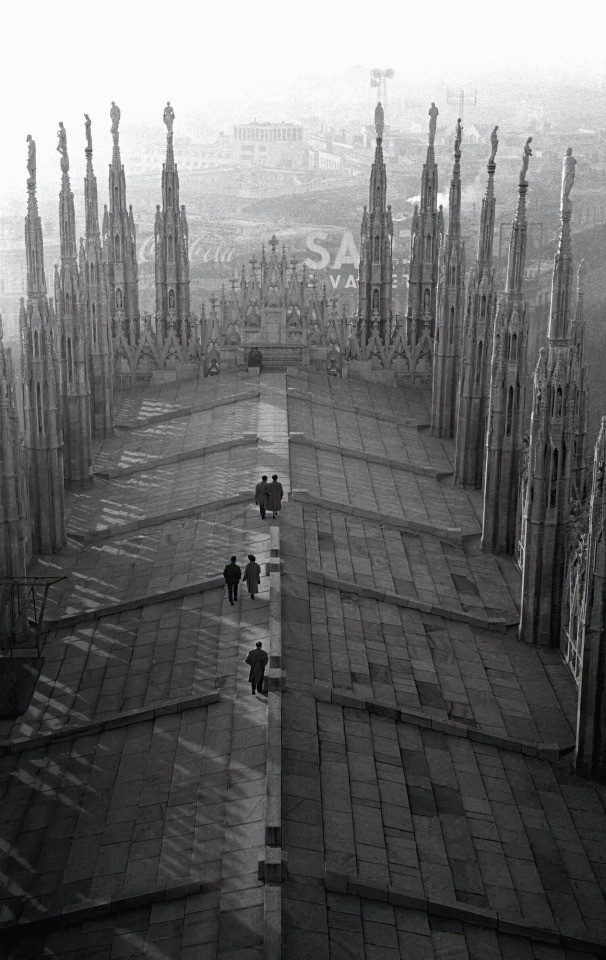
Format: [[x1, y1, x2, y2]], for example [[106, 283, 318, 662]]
[[223, 555, 261, 604], [255, 474, 283, 520]]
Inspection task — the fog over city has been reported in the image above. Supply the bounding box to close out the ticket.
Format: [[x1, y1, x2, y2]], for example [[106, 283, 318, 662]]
[[2, 0, 605, 404]]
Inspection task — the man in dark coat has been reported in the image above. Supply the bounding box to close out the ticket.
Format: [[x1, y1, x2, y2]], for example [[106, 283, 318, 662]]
[[245, 641, 268, 695], [243, 554, 261, 599], [223, 555, 241, 605], [265, 474, 283, 519], [255, 475, 269, 519]]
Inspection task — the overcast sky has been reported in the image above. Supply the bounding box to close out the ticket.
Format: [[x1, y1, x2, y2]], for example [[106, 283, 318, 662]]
[[0, 0, 604, 203]]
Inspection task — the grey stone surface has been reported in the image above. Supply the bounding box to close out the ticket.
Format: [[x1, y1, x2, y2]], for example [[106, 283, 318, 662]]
[[0, 371, 288, 959], [280, 370, 605, 960]]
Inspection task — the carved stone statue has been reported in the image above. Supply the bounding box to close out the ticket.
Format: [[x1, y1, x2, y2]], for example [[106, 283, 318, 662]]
[[455, 117, 463, 146], [489, 125, 499, 163], [57, 122, 67, 157], [110, 101, 121, 137], [163, 101, 175, 135], [84, 113, 92, 151], [562, 146, 576, 205], [428, 102, 439, 143], [374, 101, 384, 139], [520, 136, 533, 182], [26, 134, 36, 184]]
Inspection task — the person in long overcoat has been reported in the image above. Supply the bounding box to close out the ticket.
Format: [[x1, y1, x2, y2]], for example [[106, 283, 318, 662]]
[[243, 554, 261, 599], [223, 555, 241, 605], [265, 474, 283, 519], [255, 475, 269, 520], [245, 641, 268, 695]]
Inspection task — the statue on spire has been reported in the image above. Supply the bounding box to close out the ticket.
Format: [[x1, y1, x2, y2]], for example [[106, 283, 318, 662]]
[[163, 101, 175, 135], [428, 102, 439, 144], [374, 101, 384, 139], [84, 113, 92, 151], [562, 146, 576, 207], [57, 122, 67, 156], [110, 101, 121, 140], [455, 117, 463, 146], [26, 134, 36, 188], [489, 125, 499, 164], [520, 136, 533, 183], [57, 122, 69, 173]]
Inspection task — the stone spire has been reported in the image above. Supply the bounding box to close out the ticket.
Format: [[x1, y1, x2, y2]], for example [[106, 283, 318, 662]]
[[481, 138, 532, 555], [357, 101, 393, 344], [571, 260, 588, 496], [154, 102, 191, 340], [431, 123, 466, 438], [548, 147, 576, 342], [575, 418, 606, 783], [406, 103, 443, 344], [25, 134, 46, 300], [82, 114, 114, 437], [21, 137, 66, 553], [0, 314, 30, 608], [453, 126, 499, 487], [103, 101, 140, 340], [520, 149, 578, 646], [56, 123, 93, 488], [506, 136, 532, 297]]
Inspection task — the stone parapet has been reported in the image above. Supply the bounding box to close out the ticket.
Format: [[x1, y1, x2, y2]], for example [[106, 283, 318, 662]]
[[307, 568, 515, 632], [312, 683, 571, 759], [323, 866, 606, 955], [95, 434, 257, 479], [289, 490, 462, 543], [289, 432, 452, 480], [115, 387, 260, 430]]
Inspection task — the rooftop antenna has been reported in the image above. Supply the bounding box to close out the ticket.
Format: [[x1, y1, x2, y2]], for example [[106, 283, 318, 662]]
[[370, 68, 395, 125], [446, 86, 477, 122]]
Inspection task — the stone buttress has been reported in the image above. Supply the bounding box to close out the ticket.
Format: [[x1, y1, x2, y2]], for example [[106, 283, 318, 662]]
[[575, 419, 606, 782], [453, 129, 498, 486], [56, 123, 93, 487], [81, 114, 114, 438], [0, 313, 31, 633], [482, 140, 532, 555], [520, 150, 579, 646], [431, 123, 465, 438], [21, 136, 66, 553]]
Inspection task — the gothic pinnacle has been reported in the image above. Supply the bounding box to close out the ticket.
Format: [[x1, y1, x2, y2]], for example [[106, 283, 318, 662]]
[[25, 134, 46, 298], [477, 126, 498, 264], [548, 147, 577, 342]]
